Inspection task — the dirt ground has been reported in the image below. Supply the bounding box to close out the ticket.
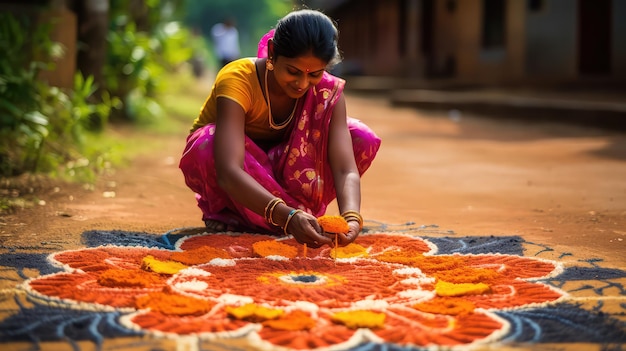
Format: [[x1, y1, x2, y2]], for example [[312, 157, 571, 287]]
[[1, 93, 625, 269]]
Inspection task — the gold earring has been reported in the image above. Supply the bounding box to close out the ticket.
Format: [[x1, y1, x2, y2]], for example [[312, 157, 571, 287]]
[[266, 59, 274, 71]]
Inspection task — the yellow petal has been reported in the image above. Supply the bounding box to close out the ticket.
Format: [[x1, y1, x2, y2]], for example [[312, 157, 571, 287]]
[[435, 280, 491, 297], [331, 243, 368, 259], [141, 255, 188, 275], [331, 310, 385, 329], [225, 303, 284, 322]]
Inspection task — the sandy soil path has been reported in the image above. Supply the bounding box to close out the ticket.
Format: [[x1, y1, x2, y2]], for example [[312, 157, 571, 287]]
[[2, 93, 625, 268]]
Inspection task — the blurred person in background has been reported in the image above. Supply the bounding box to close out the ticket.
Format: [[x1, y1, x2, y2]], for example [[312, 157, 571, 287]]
[[180, 9, 381, 248], [210, 16, 240, 68]]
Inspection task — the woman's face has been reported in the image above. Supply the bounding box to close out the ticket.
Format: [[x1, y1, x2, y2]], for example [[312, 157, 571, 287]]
[[272, 53, 327, 99]]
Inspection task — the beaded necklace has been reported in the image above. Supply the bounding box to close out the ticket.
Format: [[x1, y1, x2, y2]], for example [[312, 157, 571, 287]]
[[264, 68, 298, 130]]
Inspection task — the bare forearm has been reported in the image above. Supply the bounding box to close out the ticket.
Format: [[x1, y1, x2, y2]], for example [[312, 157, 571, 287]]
[[335, 171, 361, 214], [217, 167, 277, 218], [217, 166, 302, 229]]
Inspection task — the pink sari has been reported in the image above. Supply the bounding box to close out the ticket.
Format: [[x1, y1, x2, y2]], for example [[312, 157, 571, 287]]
[[179, 31, 381, 233]]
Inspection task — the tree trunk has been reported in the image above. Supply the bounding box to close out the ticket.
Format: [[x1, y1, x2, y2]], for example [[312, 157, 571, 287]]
[[74, 0, 109, 100]]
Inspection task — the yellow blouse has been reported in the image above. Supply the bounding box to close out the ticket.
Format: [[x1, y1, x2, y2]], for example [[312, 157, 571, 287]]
[[190, 58, 286, 143]]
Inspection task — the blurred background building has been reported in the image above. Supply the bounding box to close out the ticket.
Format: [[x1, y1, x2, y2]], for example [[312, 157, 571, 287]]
[[307, 0, 626, 88], [4, 0, 625, 90]]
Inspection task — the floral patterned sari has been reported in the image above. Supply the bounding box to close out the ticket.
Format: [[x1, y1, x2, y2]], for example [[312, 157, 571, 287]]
[[179, 31, 381, 233]]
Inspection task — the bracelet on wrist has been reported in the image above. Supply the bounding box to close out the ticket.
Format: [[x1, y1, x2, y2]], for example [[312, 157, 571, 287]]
[[283, 209, 302, 236], [264, 198, 285, 226], [341, 210, 363, 231]]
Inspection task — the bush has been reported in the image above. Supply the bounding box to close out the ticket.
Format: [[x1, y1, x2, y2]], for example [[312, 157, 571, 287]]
[[0, 13, 116, 179], [106, 0, 194, 123]]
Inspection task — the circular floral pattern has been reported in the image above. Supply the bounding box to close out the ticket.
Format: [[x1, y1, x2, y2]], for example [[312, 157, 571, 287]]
[[23, 232, 565, 350]]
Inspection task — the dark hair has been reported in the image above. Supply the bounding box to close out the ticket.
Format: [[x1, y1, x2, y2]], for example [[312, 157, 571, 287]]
[[272, 9, 342, 67]]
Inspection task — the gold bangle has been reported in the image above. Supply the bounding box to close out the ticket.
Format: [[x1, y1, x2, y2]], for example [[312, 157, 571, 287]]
[[268, 200, 285, 226], [341, 210, 363, 231], [264, 198, 279, 219], [341, 210, 362, 222], [341, 210, 361, 216], [264, 198, 285, 225], [283, 209, 302, 236]]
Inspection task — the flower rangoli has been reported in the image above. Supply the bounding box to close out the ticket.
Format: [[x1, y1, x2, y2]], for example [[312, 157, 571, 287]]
[[22, 232, 566, 350]]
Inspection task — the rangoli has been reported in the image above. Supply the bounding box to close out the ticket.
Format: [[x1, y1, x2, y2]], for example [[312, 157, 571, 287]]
[[1, 228, 625, 350]]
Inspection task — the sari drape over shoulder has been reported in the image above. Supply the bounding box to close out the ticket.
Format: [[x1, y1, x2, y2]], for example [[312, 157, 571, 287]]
[[179, 30, 381, 234]]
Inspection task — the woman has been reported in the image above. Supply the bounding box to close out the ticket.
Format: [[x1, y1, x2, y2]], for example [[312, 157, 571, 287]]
[[179, 9, 381, 248]]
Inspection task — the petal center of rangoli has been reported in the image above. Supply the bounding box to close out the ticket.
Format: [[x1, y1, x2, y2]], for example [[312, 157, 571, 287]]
[[282, 273, 324, 284]]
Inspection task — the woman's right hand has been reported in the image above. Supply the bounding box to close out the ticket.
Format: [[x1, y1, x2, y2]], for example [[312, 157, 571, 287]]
[[286, 211, 333, 248], [334, 221, 360, 246]]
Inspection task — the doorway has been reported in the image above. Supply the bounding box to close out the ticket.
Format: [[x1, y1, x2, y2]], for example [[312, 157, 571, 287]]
[[578, 0, 611, 75]]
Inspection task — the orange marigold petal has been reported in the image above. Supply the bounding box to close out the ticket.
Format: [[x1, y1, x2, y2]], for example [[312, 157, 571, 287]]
[[252, 240, 298, 259], [413, 297, 476, 316], [317, 215, 349, 234], [135, 291, 213, 316], [171, 246, 231, 265], [262, 310, 316, 331], [434, 267, 500, 284], [375, 251, 422, 265], [98, 268, 161, 288]]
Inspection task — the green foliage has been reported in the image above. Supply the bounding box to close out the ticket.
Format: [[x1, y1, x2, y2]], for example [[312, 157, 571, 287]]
[[106, 0, 194, 123], [0, 13, 55, 176], [0, 13, 115, 180], [39, 73, 118, 182], [182, 0, 295, 57]]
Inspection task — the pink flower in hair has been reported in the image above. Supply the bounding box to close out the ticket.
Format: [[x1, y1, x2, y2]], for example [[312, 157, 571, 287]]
[[257, 29, 275, 58]]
